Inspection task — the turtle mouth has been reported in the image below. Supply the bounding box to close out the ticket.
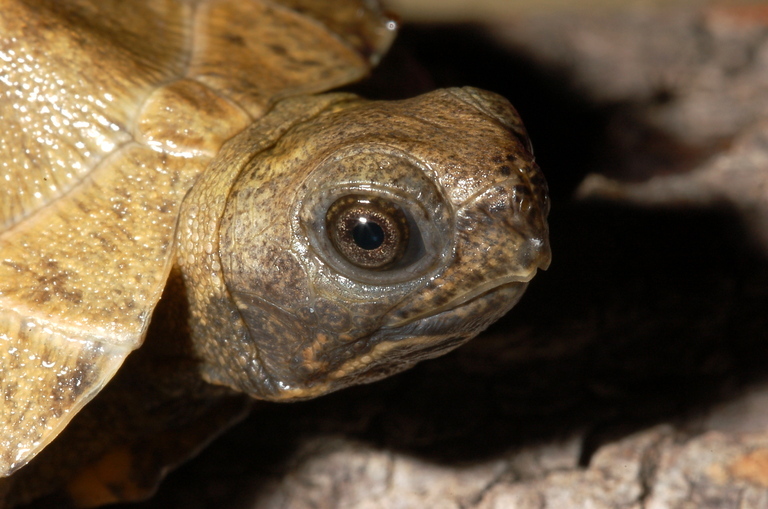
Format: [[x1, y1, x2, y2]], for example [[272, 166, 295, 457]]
[[387, 280, 527, 340], [384, 273, 535, 330], [331, 280, 530, 385], [236, 274, 532, 400]]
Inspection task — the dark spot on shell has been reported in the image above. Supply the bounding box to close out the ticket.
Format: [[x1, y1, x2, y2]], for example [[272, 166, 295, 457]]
[[4, 382, 17, 402], [111, 202, 128, 218], [63, 289, 84, 304], [91, 233, 117, 251], [299, 59, 322, 68], [225, 34, 246, 46], [75, 198, 91, 213], [499, 165, 512, 176], [491, 155, 504, 164], [2, 260, 25, 272], [268, 43, 286, 55]]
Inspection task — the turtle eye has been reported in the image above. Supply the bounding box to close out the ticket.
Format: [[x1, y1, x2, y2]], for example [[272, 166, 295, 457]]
[[298, 149, 452, 286], [326, 195, 409, 270]]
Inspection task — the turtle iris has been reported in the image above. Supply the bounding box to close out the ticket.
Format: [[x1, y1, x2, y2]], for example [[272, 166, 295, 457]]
[[326, 195, 409, 270]]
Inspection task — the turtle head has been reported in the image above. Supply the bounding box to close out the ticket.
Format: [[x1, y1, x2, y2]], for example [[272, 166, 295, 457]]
[[177, 87, 550, 400]]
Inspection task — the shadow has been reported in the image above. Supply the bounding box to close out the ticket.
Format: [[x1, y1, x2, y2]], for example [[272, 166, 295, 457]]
[[114, 198, 768, 508], [347, 24, 612, 202]]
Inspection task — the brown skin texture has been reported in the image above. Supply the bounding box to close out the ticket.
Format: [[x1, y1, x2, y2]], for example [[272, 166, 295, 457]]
[[177, 88, 550, 402]]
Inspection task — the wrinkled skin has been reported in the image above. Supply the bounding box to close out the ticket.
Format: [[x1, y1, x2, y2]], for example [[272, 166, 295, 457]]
[[0, 0, 549, 506], [179, 88, 550, 401]]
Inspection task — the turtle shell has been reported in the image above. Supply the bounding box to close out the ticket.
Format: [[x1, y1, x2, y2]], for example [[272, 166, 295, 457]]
[[0, 0, 550, 506]]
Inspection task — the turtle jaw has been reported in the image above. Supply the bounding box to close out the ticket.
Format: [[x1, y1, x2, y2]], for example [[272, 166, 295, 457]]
[[183, 87, 551, 402], [247, 280, 530, 401], [381, 271, 537, 330], [320, 280, 531, 388]]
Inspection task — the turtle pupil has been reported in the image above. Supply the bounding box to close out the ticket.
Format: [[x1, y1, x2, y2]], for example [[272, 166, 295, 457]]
[[325, 194, 410, 270], [352, 219, 385, 250]]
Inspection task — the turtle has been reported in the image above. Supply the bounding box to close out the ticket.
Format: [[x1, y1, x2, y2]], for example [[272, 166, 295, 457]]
[[0, 0, 550, 506]]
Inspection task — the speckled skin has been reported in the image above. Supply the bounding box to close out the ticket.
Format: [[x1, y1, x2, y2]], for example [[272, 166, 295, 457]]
[[178, 89, 550, 401], [0, 0, 549, 506]]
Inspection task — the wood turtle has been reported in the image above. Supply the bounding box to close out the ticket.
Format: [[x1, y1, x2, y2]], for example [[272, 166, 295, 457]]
[[0, 0, 550, 506]]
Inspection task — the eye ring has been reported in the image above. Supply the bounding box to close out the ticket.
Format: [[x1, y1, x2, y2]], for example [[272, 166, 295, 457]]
[[326, 195, 409, 270], [295, 147, 454, 287]]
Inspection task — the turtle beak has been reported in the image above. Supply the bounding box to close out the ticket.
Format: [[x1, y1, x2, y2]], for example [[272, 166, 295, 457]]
[[382, 176, 550, 329], [383, 274, 534, 329], [324, 281, 529, 386]]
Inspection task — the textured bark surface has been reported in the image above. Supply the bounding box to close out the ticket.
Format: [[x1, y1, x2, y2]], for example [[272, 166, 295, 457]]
[[55, 4, 768, 509]]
